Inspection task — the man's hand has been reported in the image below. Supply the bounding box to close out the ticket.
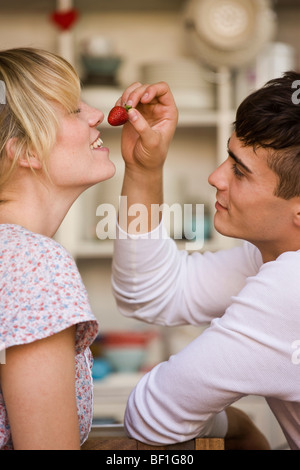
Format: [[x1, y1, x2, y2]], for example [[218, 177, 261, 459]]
[[117, 82, 178, 234], [225, 406, 271, 450], [120, 81, 178, 173]]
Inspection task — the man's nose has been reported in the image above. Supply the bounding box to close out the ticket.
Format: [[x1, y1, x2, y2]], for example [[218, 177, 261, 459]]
[[208, 159, 229, 190]]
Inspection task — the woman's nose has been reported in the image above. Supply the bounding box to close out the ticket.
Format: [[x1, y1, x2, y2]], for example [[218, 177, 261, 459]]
[[208, 159, 229, 190], [88, 106, 104, 128]]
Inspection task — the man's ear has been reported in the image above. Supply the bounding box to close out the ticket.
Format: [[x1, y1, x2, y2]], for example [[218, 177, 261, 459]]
[[293, 200, 300, 228], [5, 137, 42, 170]]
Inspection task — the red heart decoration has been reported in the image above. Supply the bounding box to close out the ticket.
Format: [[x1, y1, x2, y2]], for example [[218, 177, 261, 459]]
[[51, 9, 79, 31]]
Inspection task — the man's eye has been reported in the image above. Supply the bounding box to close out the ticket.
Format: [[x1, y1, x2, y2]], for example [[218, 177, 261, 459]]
[[232, 164, 244, 178]]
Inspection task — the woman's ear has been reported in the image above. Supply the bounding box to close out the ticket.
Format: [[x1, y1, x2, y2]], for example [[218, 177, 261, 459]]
[[19, 153, 42, 171], [5, 137, 42, 170]]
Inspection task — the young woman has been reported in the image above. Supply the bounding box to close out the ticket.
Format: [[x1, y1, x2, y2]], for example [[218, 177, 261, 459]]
[[0, 47, 116, 450]]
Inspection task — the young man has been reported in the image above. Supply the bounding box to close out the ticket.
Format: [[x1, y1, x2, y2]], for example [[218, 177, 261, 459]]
[[112, 74, 300, 450]]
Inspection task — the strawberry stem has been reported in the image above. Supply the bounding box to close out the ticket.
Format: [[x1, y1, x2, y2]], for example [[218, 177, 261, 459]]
[[124, 104, 132, 112]]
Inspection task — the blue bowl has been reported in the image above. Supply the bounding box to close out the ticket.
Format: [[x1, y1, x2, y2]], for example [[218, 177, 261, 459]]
[[104, 347, 146, 373], [92, 358, 112, 380]]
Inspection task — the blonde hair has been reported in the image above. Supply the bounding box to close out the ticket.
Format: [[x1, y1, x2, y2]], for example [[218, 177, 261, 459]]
[[0, 47, 81, 187]]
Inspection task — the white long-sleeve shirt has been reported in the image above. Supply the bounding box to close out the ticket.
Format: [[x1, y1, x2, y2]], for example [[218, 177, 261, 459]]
[[112, 223, 300, 449]]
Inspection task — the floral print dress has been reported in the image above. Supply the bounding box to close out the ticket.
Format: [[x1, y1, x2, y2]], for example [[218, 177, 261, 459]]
[[0, 225, 98, 450]]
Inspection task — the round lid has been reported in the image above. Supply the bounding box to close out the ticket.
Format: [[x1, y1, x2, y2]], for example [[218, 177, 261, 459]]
[[184, 0, 277, 68], [194, 0, 256, 51]]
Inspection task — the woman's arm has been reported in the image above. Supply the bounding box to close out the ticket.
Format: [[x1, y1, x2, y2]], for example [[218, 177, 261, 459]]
[[0, 326, 80, 450]]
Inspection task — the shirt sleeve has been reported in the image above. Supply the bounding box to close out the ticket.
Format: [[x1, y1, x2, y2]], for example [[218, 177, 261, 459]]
[[112, 222, 262, 326], [124, 252, 300, 445]]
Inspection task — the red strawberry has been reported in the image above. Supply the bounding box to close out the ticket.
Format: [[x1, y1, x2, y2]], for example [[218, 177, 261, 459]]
[[107, 104, 132, 126]]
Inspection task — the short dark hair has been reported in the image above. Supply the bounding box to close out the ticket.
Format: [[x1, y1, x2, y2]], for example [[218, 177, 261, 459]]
[[234, 71, 300, 200]]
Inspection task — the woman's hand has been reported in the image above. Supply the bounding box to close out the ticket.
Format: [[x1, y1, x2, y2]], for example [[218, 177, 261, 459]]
[[119, 81, 178, 174]]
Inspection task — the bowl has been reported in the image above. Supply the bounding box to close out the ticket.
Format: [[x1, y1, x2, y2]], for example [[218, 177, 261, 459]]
[[92, 358, 112, 380], [81, 55, 122, 75], [104, 347, 147, 373], [102, 331, 155, 373]]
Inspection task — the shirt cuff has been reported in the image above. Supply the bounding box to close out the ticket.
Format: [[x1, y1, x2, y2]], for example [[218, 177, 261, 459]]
[[116, 219, 168, 240]]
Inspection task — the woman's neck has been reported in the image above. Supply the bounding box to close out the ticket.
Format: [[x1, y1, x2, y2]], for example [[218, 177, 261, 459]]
[[0, 177, 78, 238]]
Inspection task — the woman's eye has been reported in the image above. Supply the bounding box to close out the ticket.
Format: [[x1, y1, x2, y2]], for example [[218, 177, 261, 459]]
[[72, 108, 81, 114], [232, 163, 244, 179]]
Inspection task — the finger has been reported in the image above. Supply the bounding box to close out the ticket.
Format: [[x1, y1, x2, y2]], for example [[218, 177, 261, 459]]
[[140, 81, 176, 107], [127, 107, 158, 144], [121, 82, 146, 107], [124, 84, 151, 109], [116, 81, 175, 109], [114, 82, 142, 107]]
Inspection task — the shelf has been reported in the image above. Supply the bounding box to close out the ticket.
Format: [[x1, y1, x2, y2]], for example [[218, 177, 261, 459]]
[[0, 0, 187, 13], [0, 0, 291, 13], [81, 86, 235, 129], [73, 237, 224, 260], [93, 372, 143, 422], [178, 109, 235, 127], [75, 240, 114, 258]]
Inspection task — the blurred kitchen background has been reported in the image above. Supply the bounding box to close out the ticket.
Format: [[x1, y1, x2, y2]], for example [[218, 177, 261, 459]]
[[1, 0, 299, 449]]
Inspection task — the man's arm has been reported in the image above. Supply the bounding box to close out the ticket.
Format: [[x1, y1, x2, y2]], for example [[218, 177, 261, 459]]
[[123, 259, 293, 448], [113, 82, 262, 326], [112, 229, 262, 327], [0, 326, 80, 450], [119, 81, 178, 234]]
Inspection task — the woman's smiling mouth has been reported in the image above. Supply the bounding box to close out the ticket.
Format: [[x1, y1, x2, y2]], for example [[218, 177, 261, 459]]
[[90, 136, 104, 150]]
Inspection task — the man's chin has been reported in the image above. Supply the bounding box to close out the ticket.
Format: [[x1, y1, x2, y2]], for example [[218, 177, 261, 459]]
[[213, 222, 240, 241]]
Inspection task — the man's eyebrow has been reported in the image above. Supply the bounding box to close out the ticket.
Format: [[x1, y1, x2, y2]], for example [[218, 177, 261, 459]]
[[227, 140, 253, 174]]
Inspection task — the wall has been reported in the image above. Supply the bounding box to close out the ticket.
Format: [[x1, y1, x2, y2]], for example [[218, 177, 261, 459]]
[[0, 5, 294, 447], [0, 10, 185, 85], [1, 5, 299, 332], [0, 7, 299, 76]]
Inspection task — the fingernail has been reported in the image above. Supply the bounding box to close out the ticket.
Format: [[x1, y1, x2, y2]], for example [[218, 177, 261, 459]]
[[126, 100, 133, 107], [128, 108, 138, 122]]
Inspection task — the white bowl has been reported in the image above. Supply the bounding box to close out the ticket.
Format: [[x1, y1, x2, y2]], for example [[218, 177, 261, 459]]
[[104, 347, 147, 373]]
